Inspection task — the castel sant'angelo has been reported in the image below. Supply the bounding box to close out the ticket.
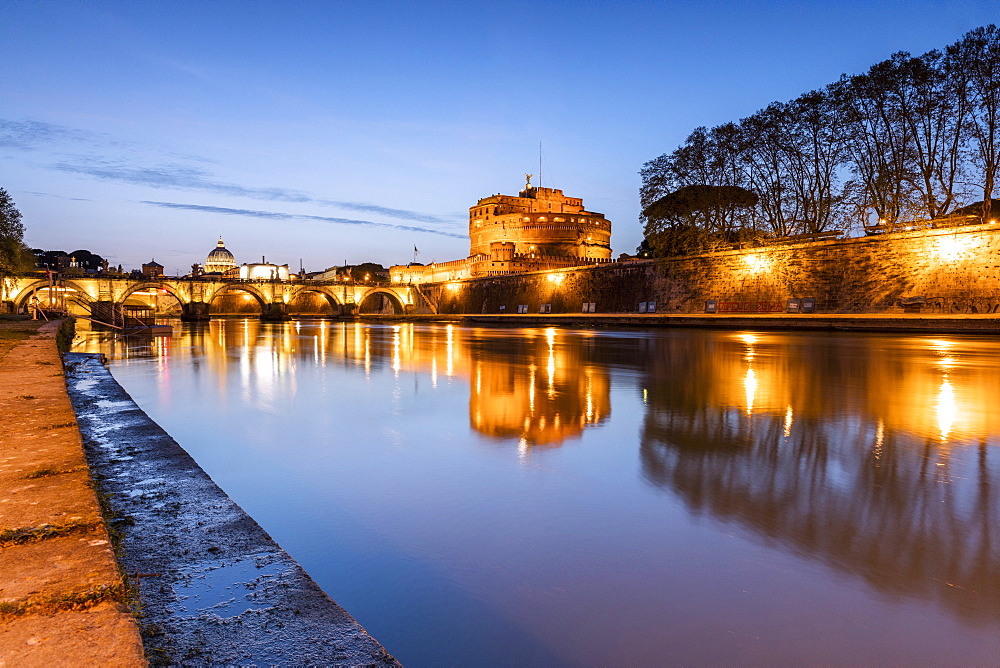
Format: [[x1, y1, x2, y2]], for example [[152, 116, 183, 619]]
[[391, 175, 613, 283]]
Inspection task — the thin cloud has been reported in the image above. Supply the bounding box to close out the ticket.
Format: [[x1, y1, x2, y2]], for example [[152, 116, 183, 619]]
[[56, 157, 453, 225], [0, 119, 92, 149], [142, 201, 466, 239], [23, 191, 91, 201], [3, 117, 458, 226]]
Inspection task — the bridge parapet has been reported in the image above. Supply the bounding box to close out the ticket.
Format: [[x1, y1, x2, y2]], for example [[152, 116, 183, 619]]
[[4, 274, 420, 319]]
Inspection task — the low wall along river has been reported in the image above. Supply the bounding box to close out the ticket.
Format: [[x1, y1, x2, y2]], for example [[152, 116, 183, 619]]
[[422, 221, 1000, 316]]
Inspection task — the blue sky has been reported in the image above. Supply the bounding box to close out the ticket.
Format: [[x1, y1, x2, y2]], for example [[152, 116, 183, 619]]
[[2, 1, 996, 274]]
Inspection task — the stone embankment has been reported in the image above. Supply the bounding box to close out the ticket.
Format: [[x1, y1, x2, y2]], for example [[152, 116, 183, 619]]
[[0, 319, 144, 665], [64, 353, 399, 666], [419, 221, 1000, 318]]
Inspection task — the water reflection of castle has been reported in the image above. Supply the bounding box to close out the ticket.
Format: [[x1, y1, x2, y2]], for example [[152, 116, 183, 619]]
[[468, 328, 610, 446], [638, 332, 1000, 625]]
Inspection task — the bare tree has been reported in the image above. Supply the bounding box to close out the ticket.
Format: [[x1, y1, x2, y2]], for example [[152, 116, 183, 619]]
[[902, 49, 970, 219], [833, 55, 920, 229], [740, 103, 797, 236], [951, 25, 1000, 222], [785, 89, 849, 233]]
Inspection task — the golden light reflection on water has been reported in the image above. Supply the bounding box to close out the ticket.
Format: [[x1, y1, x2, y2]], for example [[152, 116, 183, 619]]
[[74, 321, 1000, 451], [73, 321, 1000, 642]]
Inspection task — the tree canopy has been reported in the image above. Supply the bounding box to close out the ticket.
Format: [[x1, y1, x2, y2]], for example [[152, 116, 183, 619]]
[[640, 25, 1000, 257], [643, 185, 760, 256], [32, 248, 107, 272], [0, 188, 26, 276]]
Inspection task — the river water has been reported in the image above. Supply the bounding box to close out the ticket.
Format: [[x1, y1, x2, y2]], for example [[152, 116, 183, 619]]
[[74, 320, 1000, 666]]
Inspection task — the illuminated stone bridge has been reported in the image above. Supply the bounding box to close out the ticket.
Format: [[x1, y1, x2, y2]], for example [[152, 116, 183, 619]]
[[2, 275, 426, 321]]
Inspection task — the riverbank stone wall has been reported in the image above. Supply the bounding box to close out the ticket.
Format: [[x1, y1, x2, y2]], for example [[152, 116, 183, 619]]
[[420, 221, 1000, 315]]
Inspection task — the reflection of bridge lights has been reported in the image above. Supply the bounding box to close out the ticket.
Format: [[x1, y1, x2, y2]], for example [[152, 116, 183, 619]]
[[744, 368, 757, 415], [783, 405, 793, 437], [364, 334, 371, 375], [937, 378, 957, 442], [392, 331, 401, 374]]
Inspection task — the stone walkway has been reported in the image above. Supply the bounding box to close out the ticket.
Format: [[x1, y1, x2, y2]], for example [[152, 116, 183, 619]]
[[0, 319, 144, 665]]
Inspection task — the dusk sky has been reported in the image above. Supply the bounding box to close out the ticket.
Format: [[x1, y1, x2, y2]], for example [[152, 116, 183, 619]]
[[3, 1, 996, 274]]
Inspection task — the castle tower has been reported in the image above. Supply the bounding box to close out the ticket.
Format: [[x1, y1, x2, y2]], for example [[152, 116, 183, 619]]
[[469, 177, 612, 261]]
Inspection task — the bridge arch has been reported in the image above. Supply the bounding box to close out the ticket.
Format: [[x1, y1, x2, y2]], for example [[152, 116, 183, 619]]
[[117, 282, 187, 310], [358, 288, 406, 315], [118, 282, 186, 304], [206, 283, 269, 315], [286, 285, 343, 316], [12, 279, 97, 312]]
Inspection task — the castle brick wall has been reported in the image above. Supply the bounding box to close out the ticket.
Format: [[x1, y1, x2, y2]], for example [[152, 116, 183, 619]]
[[419, 222, 1000, 315]]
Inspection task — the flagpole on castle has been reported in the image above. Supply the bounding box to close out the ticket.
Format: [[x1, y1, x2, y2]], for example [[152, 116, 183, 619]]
[[413, 245, 419, 264]]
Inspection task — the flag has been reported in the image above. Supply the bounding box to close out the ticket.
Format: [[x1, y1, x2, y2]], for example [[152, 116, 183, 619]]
[[414, 245, 419, 255]]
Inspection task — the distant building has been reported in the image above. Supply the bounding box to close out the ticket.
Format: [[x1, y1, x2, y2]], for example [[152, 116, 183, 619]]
[[233, 262, 290, 281], [391, 177, 613, 283], [204, 237, 237, 274], [141, 259, 164, 277]]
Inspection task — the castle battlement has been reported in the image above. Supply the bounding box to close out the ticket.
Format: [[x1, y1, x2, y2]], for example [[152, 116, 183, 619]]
[[391, 178, 613, 284]]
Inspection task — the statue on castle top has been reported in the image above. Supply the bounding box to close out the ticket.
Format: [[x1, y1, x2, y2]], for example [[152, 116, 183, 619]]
[[525, 173, 533, 189]]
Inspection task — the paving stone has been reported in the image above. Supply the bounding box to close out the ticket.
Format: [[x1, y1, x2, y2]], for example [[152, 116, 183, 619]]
[[0, 602, 144, 667], [0, 320, 144, 666]]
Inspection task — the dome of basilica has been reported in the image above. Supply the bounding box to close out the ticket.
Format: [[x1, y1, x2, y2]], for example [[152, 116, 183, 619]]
[[205, 237, 236, 274]]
